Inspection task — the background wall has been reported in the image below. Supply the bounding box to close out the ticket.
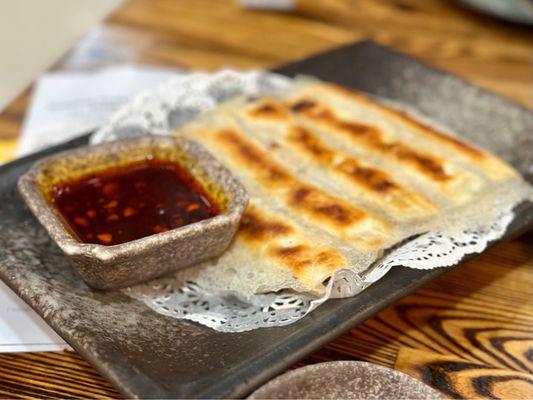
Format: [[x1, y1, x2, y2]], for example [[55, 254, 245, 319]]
[[0, 0, 123, 112]]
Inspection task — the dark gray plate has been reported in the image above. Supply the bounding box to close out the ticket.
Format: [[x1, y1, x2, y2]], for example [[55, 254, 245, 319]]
[[455, 0, 533, 25], [0, 41, 532, 399]]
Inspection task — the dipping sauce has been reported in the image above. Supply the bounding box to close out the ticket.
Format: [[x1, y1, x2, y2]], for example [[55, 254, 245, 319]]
[[49, 159, 219, 245]]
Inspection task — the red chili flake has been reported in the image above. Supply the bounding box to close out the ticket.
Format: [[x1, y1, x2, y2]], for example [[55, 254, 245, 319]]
[[106, 214, 119, 222], [103, 200, 118, 209], [86, 210, 96, 218], [96, 233, 113, 244], [102, 183, 119, 196], [186, 203, 200, 212], [123, 208, 136, 217], [153, 225, 168, 233], [73, 216, 89, 227]]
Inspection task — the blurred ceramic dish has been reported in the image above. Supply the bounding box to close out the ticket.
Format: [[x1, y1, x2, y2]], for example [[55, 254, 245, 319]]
[[248, 361, 444, 399], [456, 0, 533, 25], [18, 135, 248, 289]]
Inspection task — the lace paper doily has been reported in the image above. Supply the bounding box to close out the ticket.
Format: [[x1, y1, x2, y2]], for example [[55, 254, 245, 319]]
[[122, 209, 513, 332], [91, 70, 291, 144], [92, 70, 518, 332]]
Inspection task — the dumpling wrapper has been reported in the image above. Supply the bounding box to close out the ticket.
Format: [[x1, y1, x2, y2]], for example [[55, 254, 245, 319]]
[[173, 79, 532, 297]]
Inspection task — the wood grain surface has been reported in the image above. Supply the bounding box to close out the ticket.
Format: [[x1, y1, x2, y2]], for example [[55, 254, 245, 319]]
[[0, 0, 531, 398]]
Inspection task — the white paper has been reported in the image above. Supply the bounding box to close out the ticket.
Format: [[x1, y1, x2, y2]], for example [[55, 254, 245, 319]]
[[19, 64, 183, 155], [0, 281, 69, 352], [4, 64, 183, 352]]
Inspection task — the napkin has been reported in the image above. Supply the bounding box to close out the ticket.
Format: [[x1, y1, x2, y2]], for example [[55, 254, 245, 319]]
[[19, 64, 182, 155]]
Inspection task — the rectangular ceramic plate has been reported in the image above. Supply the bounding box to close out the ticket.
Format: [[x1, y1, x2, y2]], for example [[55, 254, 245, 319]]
[[0, 41, 532, 399]]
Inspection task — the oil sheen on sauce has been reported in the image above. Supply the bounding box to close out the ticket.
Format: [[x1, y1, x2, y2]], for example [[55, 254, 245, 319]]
[[49, 159, 219, 246]]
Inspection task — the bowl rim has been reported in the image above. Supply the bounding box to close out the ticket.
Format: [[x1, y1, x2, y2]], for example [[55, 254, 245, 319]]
[[17, 135, 248, 261]]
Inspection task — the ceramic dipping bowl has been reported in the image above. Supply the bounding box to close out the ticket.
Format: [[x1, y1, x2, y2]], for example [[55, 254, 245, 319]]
[[18, 135, 248, 289], [248, 361, 444, 399]]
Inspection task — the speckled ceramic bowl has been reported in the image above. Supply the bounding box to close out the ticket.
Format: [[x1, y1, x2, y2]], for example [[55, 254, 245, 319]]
[[248, 361, 444, 399], [18, 135, 248, 290]]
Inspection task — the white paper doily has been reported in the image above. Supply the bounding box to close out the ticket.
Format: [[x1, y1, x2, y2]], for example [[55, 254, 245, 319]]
[[92, 70, 521, 332], [91, 69, 291, 144], [122, 209, 514, 332]]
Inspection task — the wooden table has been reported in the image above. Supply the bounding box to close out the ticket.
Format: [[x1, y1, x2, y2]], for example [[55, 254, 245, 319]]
[[0, 1, 531, 398]]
